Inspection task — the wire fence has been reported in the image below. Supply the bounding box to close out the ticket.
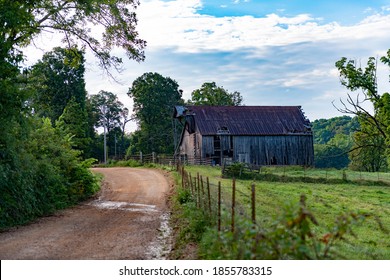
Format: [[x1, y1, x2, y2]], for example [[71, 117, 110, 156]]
[[225, 164, 390, 185], [177, 165, 256, 234], [126, 153, 213, 166]]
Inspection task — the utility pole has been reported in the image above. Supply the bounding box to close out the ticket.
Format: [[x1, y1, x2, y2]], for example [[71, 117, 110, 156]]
[[103, 122, 107, 164], [103, 105, 107, 164]]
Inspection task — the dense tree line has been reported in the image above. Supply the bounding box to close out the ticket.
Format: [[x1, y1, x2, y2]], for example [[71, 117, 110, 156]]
[[0, 0, 145, 229], [312, 116, 357, 169]]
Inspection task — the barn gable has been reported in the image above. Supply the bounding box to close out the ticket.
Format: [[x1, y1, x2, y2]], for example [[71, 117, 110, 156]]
[[174, 105, 314, 166]]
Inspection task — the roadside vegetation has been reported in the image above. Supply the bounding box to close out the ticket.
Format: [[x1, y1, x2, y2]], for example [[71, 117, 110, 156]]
[[171, 165, 389, 259], [0, 1, 145, 230]]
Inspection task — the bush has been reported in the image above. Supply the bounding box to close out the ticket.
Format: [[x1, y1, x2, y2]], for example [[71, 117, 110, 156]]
[[0, 118, 100, 229], [177, 189, 192, 204], [223, 162, 255, 179]]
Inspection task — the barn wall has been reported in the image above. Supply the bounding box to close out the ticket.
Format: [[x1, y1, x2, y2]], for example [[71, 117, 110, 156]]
[[202, 136, 214, 157], [201, 136, 231, 156], [181, 132, 314, 166], [179, 128, 202, 158], [232, 135, 314, 166], [179, 129, 193, 157]]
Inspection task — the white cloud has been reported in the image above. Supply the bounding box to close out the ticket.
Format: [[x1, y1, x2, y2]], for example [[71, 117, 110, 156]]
[[313, 90, 345, 101], [136, 0, 390, 54], [233, 0, 251, 4]]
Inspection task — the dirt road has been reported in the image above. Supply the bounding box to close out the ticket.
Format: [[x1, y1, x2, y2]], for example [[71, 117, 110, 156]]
[[0, 168, 173, 260]]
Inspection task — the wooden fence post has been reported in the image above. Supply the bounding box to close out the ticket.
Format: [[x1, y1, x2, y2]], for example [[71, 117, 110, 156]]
[[251, 183, 256, 224], [207, 177, 211, 214], [218, 181, 221, 232], [185, 171, 189, 189], [189, 173, 193, 195], [181, 170, 184, 189], [232, 178, 236, 233], [200, 175, 205, 209], [197, 173, 200, 208]]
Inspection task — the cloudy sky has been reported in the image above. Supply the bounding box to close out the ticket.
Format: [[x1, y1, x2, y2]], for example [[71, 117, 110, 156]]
[[26, 0, 390, 131]]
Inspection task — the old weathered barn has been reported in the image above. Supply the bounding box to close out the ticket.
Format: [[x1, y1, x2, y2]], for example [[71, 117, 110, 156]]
[[174, 105, 314, 166]]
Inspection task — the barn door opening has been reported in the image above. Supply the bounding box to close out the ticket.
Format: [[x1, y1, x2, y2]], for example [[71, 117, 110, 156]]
[[213, 136, 221, 165], [212, 135, 233, 166]]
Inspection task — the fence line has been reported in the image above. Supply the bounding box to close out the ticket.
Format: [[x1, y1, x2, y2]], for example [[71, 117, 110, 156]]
[[126, 153, 213, 166], [177, 164, 257, 234], [125, 153, 390, 187]]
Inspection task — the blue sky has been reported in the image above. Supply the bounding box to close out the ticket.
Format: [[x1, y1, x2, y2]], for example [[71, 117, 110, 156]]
[[198, 0, 383, 24], [25, 0, 390, 131]]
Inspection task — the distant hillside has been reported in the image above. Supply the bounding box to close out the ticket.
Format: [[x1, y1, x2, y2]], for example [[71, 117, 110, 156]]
[[311, 116, 360, 144], [311, 116, 359, 169]]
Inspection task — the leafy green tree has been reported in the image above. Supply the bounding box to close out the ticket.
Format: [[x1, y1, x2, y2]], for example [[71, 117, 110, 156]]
[[1, 0, 146, 147], [349, 131, 387, 172], [128, 72, 183, 154], [56, 97, 91, 156], [29, 47, 87, 123], [89, 90, 124, 134], [89, 90, 127, 159], [314, 134, 352, 169], [311, 116, 358, 169], [1, 0, 145, 73], [335, 51, 390, 170], [189, 82, 243, 106]]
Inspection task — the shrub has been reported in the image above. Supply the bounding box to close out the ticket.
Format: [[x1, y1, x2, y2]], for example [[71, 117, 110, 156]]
[[177, 188, 192, 205], [0, 118, 100, 229]]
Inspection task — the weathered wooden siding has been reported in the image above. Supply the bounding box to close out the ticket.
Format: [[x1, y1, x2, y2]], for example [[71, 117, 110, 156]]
[[182, 134, 314, 166], [179, 128, 202, 158], [202, 136, 214, 157], [232, 135, 314, 166]]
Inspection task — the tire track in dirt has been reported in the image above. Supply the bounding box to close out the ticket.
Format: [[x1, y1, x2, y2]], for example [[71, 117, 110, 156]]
[[0, 168, 172, 260]]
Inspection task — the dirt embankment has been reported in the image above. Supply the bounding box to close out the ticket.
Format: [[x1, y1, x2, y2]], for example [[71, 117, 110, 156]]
[[0, 167, 173, 260]]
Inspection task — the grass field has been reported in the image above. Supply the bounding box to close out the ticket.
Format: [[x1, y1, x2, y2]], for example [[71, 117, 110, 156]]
[[182, 165, 390, 259]]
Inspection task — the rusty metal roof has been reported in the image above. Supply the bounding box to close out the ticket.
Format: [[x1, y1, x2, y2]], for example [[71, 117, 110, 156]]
[[184, 106, 312, 136]]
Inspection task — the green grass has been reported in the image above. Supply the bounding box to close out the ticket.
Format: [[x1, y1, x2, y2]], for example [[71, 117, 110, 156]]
[[258, 166, 390, 184], [183, 165, 390, 259]]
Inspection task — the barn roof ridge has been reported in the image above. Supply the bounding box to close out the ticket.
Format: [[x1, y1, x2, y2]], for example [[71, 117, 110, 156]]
[[177, 105, 312, 136]]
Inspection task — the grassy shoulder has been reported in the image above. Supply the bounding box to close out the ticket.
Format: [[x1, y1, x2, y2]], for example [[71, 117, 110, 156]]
[[166, 169, 208, 259], [176, 165, 390, 259]]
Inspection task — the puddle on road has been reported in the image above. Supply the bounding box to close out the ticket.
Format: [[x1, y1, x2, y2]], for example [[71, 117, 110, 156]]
[[87, 199, 173, 259], [88, 200, 159, 213], [146, 212, 173, 260]]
